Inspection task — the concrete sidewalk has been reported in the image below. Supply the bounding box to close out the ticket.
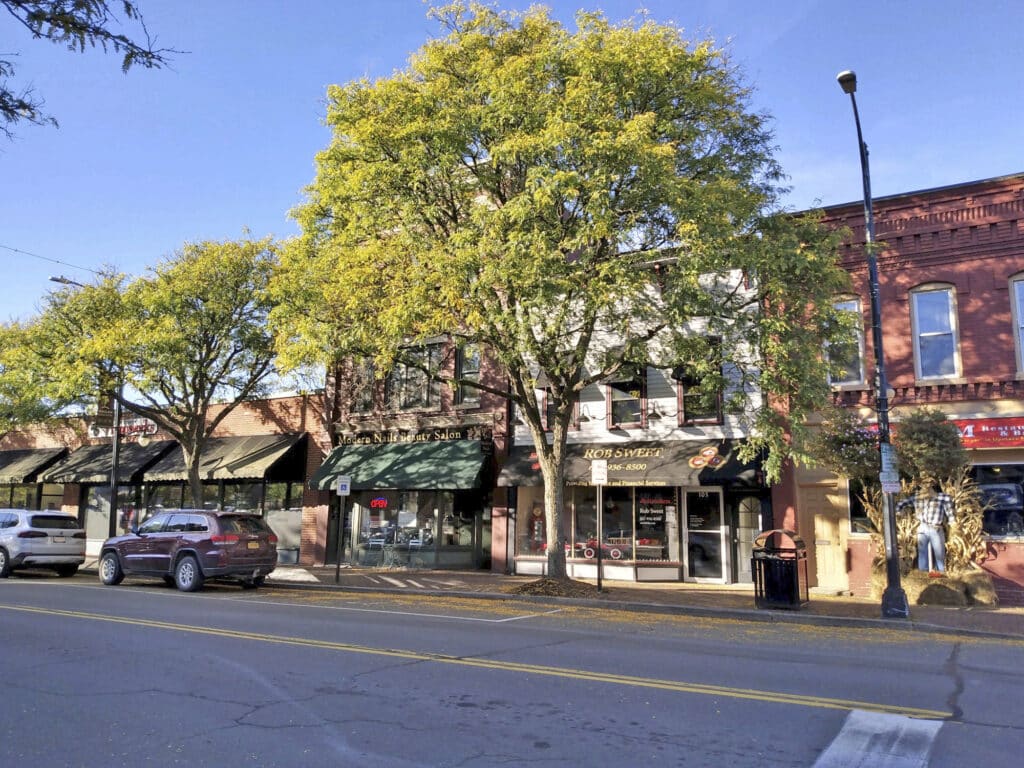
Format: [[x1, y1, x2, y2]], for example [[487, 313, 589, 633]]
[[264, 565, 1024, 641]]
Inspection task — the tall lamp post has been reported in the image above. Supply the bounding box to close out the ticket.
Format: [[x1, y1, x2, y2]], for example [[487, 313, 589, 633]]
[[836, 70, 909, 619]]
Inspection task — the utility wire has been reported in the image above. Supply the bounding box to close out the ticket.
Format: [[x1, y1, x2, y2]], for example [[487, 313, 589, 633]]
[[0, 243, 103, 275]]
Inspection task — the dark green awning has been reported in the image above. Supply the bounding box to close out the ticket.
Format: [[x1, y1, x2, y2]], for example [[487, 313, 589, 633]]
[[41, 441, 176, 484], [311, 440, 486, 491], [144, 434, 304, 482], [498, 439, 761, 488], [0, 447, 67, 484]]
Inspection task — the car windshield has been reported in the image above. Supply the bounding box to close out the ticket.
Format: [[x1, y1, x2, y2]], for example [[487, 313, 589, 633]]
[[30, 515, 80, 530], [219, 515, 271, 535]]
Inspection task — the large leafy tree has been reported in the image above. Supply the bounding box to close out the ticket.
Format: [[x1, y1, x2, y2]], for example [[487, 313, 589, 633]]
[[0, 238, 279, 504], [1, 0, 174, 138], [272, 2, 848, 578]]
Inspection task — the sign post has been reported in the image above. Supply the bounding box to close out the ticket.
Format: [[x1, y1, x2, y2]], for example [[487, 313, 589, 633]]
[[591, 460, 608, 592], [334, 475, 351, 584]]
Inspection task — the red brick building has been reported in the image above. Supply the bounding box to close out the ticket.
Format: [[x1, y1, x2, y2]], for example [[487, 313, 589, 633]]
[[773, 172, 1024, 605]]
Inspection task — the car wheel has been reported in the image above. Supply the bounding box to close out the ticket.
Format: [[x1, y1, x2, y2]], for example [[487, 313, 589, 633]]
[[174, 555, 204, 592], [0, 547, 10, 578], [609, 547, 623, 560], [54, 565, 78, 578], [99, 552, 124, 585]]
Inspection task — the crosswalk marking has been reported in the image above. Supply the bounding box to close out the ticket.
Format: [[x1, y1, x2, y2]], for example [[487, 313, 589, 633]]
[[813, 709, 943, 768]]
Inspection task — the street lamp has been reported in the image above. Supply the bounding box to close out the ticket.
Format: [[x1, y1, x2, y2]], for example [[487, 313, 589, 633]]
[[49, 275, 84, 287], [48, 274, 123, 536], [837, 70, 910, 619]]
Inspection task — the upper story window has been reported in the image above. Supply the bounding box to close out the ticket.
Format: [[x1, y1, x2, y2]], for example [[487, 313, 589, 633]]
[[454, 344, 481, 405], [607, 362, 646, 429], [910, 285, 960, 380], [351, 358, 375, 413], [828, 298, 864, 386], [541, 389, 582, 432], [673, 341, 723, 425], [386, 344, 442, 410], [1012, 276, 1024, 372]]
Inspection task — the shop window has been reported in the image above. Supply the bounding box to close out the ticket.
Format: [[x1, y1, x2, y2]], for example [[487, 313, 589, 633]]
[[386, 344, 442, 410], [829, 298, 865, 386], [602, 488, 634, 558], [223, 482, 262, 514], [350, 490, 447, 566], [970, 465, 1024, 536], [606, 362, 645, 428], [515, 486, 547, 556], [455, 344, 481, 405], [910, 285, 960, 380], [351, 358, 375, 413], [636, 487, 675, 561], [848, 479, 872, 534], [2, 483, 37, 509], [146, 483, 185, 515]]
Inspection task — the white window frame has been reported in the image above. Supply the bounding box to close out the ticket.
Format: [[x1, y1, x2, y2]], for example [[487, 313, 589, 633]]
[[828, 297, 865, 386], [1011, 275, 1024, 374], [910, 284, 961, 381]]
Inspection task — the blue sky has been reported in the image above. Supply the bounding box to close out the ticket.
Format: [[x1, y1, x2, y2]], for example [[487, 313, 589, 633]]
[[3, 0, 1023, 322]]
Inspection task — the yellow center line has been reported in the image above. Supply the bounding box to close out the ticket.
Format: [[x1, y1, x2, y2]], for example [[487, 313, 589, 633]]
[[0, 603, 951, 720]]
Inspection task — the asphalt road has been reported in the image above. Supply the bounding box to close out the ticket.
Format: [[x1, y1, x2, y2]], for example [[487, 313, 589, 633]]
[[2, 573, 1022, 767]]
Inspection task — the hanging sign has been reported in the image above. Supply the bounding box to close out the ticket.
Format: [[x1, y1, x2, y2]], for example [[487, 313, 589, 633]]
[[335, 475, 351, 496]]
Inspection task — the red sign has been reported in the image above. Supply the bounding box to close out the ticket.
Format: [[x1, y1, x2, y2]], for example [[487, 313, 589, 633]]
[[954, 417, 1024, 449]]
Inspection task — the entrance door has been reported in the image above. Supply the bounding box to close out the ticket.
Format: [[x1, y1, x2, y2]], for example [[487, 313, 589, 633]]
[[684, 489, 728, 582], [797, 481, 849, 592], [733, 496, 762, 584]]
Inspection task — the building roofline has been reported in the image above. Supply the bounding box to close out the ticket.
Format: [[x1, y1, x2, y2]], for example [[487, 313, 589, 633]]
[[815, 171, 1024, 213]]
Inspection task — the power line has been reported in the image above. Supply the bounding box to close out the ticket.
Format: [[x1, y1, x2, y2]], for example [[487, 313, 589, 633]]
[[0, 243, 103, 275]]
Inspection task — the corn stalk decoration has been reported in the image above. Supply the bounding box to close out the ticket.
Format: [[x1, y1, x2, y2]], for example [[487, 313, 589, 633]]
[[811, 407, 985, 574]]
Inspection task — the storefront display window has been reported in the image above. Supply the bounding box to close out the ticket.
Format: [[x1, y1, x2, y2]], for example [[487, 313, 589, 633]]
[[971, 465, 1024, 536], [2, 483, 36, 509], [351, 490, 445, 565], [223, 482, 262, 513], [636, 487, 675, 561], [602, 488, 634, 559], [516, 486, 547, 555]]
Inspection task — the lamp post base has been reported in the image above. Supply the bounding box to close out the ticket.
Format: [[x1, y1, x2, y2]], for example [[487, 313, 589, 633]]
[[881, 586, 910, 619]]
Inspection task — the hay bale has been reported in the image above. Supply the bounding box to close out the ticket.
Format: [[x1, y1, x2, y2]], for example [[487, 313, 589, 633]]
[[917, 580, 968, 606], [958, 567, 999, 607]]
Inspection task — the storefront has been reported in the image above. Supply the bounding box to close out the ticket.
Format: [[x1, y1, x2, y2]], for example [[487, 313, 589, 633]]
[[142, 434, 308, 564], [499, 439, 768, 583], [310, 428, 494, 570], [40, 440, 177, 552], [0, 447, 67, 510]]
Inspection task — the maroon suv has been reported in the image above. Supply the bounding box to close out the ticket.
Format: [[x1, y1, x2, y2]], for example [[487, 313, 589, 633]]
[[98, 510, 278, 592]]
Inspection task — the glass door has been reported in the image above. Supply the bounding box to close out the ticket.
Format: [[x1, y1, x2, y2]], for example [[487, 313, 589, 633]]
[[684, 489, 728, 582]]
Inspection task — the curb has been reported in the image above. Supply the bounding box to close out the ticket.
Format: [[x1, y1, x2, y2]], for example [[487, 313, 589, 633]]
[[78, 566, 1022, 642], [262, 578, 1024, 642]]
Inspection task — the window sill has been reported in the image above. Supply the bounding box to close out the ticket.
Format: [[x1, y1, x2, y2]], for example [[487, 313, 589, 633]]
[[913, 377, 967, 387]]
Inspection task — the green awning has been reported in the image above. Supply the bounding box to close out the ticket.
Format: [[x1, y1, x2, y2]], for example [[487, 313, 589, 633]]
[[498, 439, 761, 488], [41, 441, 176, 484], [0, 447, 67, 484], [143, 434, 305, 482], [311, 440, 486, 491]]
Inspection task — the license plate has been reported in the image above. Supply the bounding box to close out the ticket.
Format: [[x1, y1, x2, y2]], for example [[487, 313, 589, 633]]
[[52, 536, 66, 543], [247, 541, 259, 549]]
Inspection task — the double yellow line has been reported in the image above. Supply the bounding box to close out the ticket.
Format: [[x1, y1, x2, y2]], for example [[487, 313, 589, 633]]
[[0, 603, 952, 720]]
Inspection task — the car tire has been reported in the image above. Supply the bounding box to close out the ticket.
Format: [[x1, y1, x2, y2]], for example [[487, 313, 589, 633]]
[[0, 547, 10, 578], [240, 575, 265, 590], [54, 565, 78, 578], [99, 552, 124, 585], [174, 555, 204, 592]]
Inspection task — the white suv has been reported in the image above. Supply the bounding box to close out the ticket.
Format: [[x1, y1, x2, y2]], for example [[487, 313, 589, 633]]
[[0, 509, 86, 578]]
